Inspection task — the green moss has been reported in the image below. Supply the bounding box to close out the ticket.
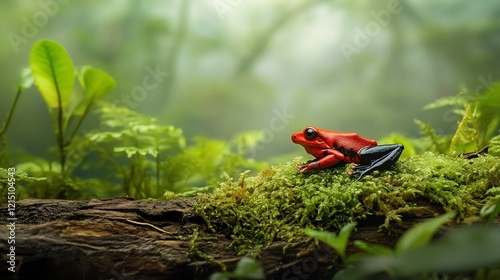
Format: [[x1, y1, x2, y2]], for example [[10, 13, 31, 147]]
[[194, 153, 500, 254]]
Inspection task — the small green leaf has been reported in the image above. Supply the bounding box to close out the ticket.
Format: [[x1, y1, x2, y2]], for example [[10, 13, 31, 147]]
[[78, 65, 116, 103], [30, 39, 75, 108], [304, 222, 356, 261], [395, 212, 455, 253]]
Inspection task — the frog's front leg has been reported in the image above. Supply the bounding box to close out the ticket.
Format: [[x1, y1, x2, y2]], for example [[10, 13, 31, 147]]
[[348, 144, 404, 181], [298, 150, 345, 173]]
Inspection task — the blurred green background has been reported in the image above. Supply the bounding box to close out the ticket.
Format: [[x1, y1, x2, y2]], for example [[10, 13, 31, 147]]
[[2, 0, 500, 162]]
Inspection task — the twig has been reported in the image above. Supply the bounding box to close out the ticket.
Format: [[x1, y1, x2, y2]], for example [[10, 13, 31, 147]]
[[125, 218, 170, 234]]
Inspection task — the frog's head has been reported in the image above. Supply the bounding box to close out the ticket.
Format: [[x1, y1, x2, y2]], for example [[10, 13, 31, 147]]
[[292, 126, 330, 156]]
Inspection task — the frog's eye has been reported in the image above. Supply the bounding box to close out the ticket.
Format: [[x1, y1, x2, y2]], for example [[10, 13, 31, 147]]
[[304, 128, 317, 140]]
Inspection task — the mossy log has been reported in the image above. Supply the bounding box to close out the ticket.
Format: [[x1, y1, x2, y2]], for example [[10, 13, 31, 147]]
[[0, 196, 489, 280]]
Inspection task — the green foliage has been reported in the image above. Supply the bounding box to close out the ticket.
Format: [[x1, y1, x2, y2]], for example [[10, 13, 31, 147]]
[[85, 102, 185, 198], [83, 102, 265, 199], [313, 212, 454, 278], [29, 39, 115, 175], [194, 152, 500, 253], [1, 158, 90, 199], [303, 222, 357, 266], [414, 119, 451, 155], [0, 167, 46, 203], [2, 40, 266, 200], [1, 40, 119, 199], [422, 84, 500, 154], [299, 213, 499, 279], [209, 257, 264, 280], [340, 225, 500, 280]]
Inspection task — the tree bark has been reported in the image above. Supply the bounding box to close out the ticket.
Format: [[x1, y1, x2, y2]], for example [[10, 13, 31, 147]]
[[0, 197, 494, 280]]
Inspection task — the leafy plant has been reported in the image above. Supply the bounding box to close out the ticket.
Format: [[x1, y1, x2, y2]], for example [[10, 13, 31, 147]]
[[414, 119, 451, 155], [29, 39, 115, 174], [341, 225, 500, 280], [0, 40, 116, 199], [83, 102, 265, 199], [302, 213, 455, 278], [421, 84, 500, 154], [84, 102, 185, 198], [334, 212, 499, 279]]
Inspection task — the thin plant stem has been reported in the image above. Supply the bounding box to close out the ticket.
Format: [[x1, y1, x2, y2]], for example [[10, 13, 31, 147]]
[[0, 86, 23, 137], [67, 104, 92, 146], [56, 88, 66, 173]]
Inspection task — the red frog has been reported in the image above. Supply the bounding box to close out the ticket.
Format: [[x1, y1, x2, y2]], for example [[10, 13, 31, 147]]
[[291, 126, 404, 181]]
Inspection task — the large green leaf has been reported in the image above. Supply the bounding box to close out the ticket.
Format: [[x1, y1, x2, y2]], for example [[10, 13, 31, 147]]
[[30, 39, 75, 108], [78, 65, 116, 103]]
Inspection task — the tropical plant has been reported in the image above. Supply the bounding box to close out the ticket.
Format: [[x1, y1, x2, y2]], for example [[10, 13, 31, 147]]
[[84, 102, 185, 198], [29, 39, 116, 175], [304, 212, 500, 279], [82, 102, 266, 199], [341, 220, 500, 279], [418, 83, 500, 154]]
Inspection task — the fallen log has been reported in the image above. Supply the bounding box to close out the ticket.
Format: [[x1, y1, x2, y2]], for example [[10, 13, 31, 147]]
[[0, 195, 477, 280]]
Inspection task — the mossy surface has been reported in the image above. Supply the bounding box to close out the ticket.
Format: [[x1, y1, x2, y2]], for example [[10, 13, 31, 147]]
[[194, 152, 500, 253]]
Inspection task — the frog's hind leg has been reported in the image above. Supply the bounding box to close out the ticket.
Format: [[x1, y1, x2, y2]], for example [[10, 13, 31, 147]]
[[350, 144, 404, 181]]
